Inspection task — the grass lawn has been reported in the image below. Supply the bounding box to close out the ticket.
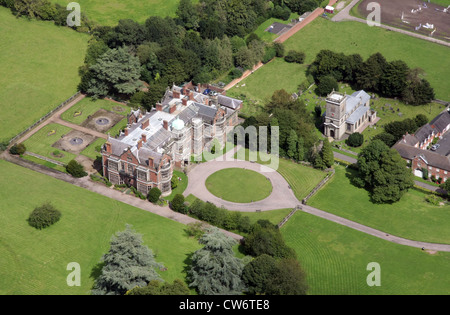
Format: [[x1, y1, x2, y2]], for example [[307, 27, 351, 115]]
[[283, 18, 450, 101], [164, 170, 188, 201], [22, 123, 77, 165], [205, 168, 273, 203], [234, 148, 328, 201], [60, 97, 129, 125], [282, 211, 450, 294], [226, 58, 308, 116], [0, 160, 202, 295], [80, 138, 106, 160], [252, 13, 299, 43], [308, 165, 450, 244], [22, 154, 67, 173], [0, 7, 88, 143], [51, 0, 197, 26]]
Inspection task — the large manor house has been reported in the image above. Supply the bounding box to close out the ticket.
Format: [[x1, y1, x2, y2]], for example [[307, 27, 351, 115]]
[[101, 83, 242, 196]]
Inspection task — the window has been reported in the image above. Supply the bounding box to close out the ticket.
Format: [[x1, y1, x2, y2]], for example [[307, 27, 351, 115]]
[[128, 164, 133, 174], [138, 171, 147, 181], [108, 160, 118, 171]]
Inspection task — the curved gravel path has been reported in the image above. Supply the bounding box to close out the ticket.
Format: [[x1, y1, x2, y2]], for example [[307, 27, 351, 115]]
[[184, 159, 301, 212]]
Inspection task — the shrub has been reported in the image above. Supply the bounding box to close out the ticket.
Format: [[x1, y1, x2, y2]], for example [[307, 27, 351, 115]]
[[28, 203, 61, 229], [422, 168, 429, 180], [346, 132, 364, 147], [230, 68, 243, 80], [284, 50, 305, 64], [0, 140, 8, 152], [66, 160, 87, 178], [185, 222, 207, 239], [272, 42, 285, 57], [147, 187, 162, 203], [9, 143, 26, 155], [171, 194, 187, 213]]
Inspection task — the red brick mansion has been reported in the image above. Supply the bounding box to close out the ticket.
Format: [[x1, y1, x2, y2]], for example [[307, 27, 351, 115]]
[[101, 83, 242, 196]]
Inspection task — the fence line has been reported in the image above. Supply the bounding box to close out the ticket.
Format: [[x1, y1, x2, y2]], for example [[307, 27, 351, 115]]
[[25, 151, 66, 166], [278, 205, 302, 228], [302, 168, 336, 205], [8, 91, 82, 145]]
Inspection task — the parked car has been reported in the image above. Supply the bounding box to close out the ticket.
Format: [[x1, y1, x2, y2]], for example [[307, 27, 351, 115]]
[[431, 144, 440, 151]]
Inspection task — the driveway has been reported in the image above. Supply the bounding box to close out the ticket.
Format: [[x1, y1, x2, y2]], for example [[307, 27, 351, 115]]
[[184, 157, 301, 212]]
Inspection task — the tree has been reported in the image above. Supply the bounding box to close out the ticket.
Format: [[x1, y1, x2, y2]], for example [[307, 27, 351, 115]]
[[176, 0, 199, 30], [356, 140, 414, 203], [315, 75, 338, 96], [92, 225, 164, 295], [27, 202, 61, 230], [242, 254, 277, 295], [147, 187, 162, 203], [266, 258, 308, 295], [286, 129, 298, 159], [284, 50, 305, 64], [87, 47, 142, 98], [321, 138, 334, 168], [9, 143, 26, 155], [347, 132, 364, 147], [171, 194, 187, 214], [440, 180, 450, 193], [188, 228, 245, 295], [243, 222, 296, 259], [126, 279, 190, 295], [66, 160, 87, 178]]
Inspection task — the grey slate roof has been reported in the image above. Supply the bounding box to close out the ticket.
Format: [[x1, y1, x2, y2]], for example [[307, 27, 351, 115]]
[[346, 106, 369, 124], [430, 110, 450, 133], [218, 95, 243, 110], [346, 90, 370, 115], [393, 142, 450, 171]]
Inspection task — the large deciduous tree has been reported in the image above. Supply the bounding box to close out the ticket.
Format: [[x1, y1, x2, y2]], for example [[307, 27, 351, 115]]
[[188, 228, 245, 295], [87, 47, 142, 98], [356, 140, 414, 203], [92, 225, 164, 295]]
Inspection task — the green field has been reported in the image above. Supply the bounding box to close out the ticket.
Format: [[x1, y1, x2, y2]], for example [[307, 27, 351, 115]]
[[0, 160, 201, 295], [80, 137, 106, 160], [308, 165, 450, 244], [22, 123, 77, 165], [282, 211, 450, 294], [234, 148, 328, 201], [0, 7, 88, 143], [284, 18, 450, 101], [52, 0, 195, 26], [205, 168, 273, 203], [227, 58, 308, 115], [60, 97, 129, 125]]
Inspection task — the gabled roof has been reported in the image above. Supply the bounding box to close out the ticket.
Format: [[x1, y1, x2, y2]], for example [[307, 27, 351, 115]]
[[218, 95, 243, 110], [430, 110, 450, 133], [393, 142, 450, 171]]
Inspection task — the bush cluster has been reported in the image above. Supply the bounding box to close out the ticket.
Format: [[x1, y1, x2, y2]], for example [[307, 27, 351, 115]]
[[28, 203, 61, 229]]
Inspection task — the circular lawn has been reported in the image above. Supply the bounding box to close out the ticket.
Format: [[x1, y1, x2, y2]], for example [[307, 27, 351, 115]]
[[205, 168, 273, 203]]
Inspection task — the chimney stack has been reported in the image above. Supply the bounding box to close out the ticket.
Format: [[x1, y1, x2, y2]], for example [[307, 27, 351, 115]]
[[148, 157, 154, 168], [169, 104, 176, 114], [124, 127, 129, 136], [189, 91, 194, 101], [137, 139, 143, 149], [182, 98, 188, 106], [142, 133, 147, 143], [156, 103, 163, 111], [173, 90, 180, 99], [142, 119, 149, 129], [163, 120, 168, 130], [105, 142, 112, 153]]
